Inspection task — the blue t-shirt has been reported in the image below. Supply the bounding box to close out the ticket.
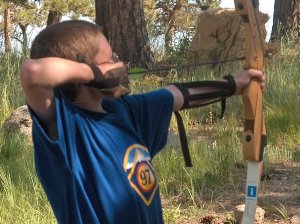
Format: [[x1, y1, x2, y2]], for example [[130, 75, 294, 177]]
[[29, 89, 174, 224]]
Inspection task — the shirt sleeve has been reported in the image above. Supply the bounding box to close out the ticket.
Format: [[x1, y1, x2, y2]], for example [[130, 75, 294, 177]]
[[122, 89, 174, 157], [27, 89, 76, 166]]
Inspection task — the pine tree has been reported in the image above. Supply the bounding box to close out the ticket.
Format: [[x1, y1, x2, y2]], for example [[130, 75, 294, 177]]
[[270, 0, 300, 42]]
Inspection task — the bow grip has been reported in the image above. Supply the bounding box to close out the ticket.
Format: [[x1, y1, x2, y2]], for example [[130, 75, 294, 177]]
[[242, 81, 264, 161]]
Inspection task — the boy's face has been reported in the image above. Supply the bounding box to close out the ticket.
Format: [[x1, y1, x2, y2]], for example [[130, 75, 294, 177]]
[[91, 34, 130, 98], [94, 34, 118, 65]]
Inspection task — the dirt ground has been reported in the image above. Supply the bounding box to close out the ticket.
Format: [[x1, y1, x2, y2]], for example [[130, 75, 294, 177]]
[[162, 162, 300, 224], [201, 162, 300, 224], [260, 163, 300, 224]]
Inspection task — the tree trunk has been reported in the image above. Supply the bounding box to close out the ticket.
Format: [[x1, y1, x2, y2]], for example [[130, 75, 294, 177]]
[[95, 0, 155, 69], [19, 24, 28, 56], [270, 0, 300, 42], [4, 8, 11, 52], [95, 0, 108, 37], [47, 9, 62, 26]]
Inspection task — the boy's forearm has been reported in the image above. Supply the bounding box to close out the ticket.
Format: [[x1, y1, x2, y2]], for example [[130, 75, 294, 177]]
[[20, 57, 94, 88]]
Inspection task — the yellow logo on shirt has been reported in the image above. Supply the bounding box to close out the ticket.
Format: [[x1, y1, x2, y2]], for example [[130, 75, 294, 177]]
[[123, 144, 158, 206]]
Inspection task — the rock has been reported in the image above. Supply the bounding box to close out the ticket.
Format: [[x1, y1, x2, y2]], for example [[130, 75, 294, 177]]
[[167, 131, 179, 147], [290, 206, 300, 224], [2, 105, 32, 141], [234, 204, 265, 224], [291, 215, 300, 224]]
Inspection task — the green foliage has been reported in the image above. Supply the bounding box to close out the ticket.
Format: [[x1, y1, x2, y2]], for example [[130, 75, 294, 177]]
[[0, 53, 55, 223], [153, 119, 241, 199], [67, 0, 95, 19], [165, 34, 192, 64], [196, 0, 221, 9], [43, 0, 69, 12], [145, 0, 220, 62], [2, 0, 27, 4], [42, 0, 95, 19], [12, 2, 45, 26], [0, 132, 56, 223], [262, 203, 289, 223], [263, 41, 300, 147], [0, 53, 25, 126], [0, 0, 95, 55]]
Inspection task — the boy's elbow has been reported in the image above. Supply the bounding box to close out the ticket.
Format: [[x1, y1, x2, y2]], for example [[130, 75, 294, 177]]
[[20, 60, 41, 87]]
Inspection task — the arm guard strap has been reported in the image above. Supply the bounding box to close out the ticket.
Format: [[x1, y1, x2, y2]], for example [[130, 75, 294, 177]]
[[171, 75, 236, 167]]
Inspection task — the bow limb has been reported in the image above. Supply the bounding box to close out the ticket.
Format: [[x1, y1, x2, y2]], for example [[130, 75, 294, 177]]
[[234, 0, 267, 223]]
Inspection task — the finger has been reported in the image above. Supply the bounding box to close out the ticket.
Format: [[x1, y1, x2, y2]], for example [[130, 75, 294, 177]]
[[98, 62, 124, 74], [245, 69, 261, 77]]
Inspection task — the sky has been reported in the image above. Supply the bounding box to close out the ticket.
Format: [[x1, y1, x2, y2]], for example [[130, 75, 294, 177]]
[[220, 0, 275, 40]]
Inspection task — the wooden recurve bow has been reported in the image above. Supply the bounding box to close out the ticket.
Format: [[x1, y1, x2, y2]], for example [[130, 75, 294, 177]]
[[234, 0, 267, 223]]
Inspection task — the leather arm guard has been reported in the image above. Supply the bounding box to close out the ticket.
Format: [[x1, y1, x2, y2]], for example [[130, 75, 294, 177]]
[[172, 75, 236, 112], [171, 75, 236, 167], [85, 64, 130, 98]]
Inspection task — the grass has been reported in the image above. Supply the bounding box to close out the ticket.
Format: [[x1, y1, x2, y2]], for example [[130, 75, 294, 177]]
[[0, 133, 56, 224], [0, 40, 300, 223], [0, 53, 56, 223]]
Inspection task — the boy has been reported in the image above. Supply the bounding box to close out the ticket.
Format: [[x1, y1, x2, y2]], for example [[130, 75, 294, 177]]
[[20, 20, 265, 224]]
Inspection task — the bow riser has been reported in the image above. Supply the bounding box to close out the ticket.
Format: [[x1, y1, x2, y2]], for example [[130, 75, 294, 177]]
[[235, 0, 265, 162], [234, 0, 267, 223]]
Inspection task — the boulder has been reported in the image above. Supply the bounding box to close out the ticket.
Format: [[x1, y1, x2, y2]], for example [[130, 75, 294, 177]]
[[234, 204, 265, 224], [2, 105, 32, 142]]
